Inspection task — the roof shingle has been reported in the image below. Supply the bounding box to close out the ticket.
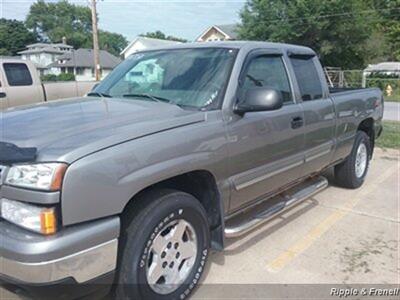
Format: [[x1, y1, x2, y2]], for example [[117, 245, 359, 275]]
[[48, 48, 121, 69], [214, 24, 239, 39]]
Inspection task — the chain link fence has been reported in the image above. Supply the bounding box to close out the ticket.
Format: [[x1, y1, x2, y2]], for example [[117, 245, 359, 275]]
[[324, 68, 400, 102]]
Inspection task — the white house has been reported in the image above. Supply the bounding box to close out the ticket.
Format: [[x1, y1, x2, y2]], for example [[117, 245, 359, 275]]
[[120, 37, 181, 59], [196, 24, 238, 42], [18, 42, 73, 75], [48, 48, 121, 81]]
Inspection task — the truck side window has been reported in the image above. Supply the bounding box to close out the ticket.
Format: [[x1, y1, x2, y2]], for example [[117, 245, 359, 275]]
[[3, 63, 33, 86], [242, 56, 293, 103], [290, 57, 323, 101]]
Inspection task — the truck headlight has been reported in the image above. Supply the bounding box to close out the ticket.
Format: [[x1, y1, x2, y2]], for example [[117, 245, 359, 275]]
[[5, 163, 67, 191], [0, 199, 57, 234]]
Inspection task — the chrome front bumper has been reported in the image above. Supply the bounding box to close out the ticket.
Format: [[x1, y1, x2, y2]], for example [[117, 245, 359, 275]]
[[0, 217, 119, 284]]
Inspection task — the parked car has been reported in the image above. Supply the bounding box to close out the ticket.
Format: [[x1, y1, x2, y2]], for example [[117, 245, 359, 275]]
[[0, 59, 97, 109], [0, 42, 383, 300]]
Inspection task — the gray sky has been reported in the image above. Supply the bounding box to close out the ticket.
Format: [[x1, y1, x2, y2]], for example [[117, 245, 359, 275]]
[[0, 0, 246, 41]]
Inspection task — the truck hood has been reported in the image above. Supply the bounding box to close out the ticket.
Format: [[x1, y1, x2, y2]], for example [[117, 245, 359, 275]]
[[0, 97, 205, 163]]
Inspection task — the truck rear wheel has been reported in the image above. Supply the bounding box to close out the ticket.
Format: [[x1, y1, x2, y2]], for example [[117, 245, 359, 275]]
[[115, 189, 210, 300], [334, 131, 371, 189]]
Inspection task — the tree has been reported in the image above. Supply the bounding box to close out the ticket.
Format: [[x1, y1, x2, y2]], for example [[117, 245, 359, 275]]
[[26, 0, 92, 48], [372, 0, 400, 60], [0, 18, 37, 56], [238, 0, 374, 69], [140, 30, 187, 42], [99, 30, 128, 56], [25, 0, 127, 55]]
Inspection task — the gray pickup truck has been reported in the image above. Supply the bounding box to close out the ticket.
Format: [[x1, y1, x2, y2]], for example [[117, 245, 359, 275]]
[[0, 42, 383, 300]]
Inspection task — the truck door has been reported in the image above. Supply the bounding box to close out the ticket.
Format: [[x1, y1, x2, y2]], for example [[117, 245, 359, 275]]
[[2, 62, 43, 108], [288, 55, 335, 176], [227, 50, 305, 212], [0, 65, 9, 109]]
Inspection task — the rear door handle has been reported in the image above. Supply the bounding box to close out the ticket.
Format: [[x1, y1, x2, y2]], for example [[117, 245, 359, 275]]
[[291, 116, 303, 129], [0, 92, 6, 98]]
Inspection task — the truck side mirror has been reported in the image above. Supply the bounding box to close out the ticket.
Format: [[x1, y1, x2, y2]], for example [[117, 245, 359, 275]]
[[234, 87, 284, 114]]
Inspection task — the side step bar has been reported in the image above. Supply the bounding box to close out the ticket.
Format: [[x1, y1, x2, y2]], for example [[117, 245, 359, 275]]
[[224, 176, 328, 238]]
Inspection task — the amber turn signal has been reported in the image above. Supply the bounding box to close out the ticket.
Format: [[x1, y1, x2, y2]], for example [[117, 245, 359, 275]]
[[50, 164, 68, 191], [40, 209, 57, 235]]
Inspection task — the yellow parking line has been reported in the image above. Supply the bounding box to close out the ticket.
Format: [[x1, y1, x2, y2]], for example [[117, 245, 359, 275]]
[[267, 166, 397, 272]]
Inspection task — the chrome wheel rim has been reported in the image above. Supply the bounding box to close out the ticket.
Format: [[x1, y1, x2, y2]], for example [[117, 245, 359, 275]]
[[146, 219, 198, 295], [355, 143, 368, 178]]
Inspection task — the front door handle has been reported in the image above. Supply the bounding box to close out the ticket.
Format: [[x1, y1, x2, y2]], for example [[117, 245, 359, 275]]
[[291, 116, 303, 129], [0, 92, 6, 98]]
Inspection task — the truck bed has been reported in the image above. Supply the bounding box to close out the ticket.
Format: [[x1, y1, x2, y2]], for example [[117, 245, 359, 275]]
[[43, 81, 97, 101]]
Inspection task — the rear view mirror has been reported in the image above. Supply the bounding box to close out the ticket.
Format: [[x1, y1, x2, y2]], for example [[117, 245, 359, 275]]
[[234, 87, 283, 114]]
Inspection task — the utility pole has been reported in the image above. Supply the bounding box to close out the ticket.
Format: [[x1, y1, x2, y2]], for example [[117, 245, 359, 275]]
[[90, 0, 100, 81]]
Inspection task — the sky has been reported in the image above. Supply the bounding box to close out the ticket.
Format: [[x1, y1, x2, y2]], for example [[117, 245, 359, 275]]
[[0, 0, 246, 42]]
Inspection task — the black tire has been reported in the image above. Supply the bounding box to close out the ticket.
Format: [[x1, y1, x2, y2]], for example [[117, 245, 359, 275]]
[[334, 131, 371, 189], [115, 189, 210, 300]]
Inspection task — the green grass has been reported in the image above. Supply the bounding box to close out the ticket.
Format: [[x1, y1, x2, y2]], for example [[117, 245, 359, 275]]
[[376, 121, 400, 149], [384, 93, 400, 103]]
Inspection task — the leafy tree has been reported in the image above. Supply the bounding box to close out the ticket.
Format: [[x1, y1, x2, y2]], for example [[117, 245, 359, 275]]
[[99, 30, 128, 56], [26, 0, 92, 48], [371, 0, 400, 60], [140, 30, 187, 42], [238, 0, 374, 69], [0, 18, 37, 56], [25, 0, 127, 56]]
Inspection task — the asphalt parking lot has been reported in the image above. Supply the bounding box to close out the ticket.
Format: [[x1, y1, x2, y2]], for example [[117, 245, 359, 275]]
[[1, 147, 399, 300]]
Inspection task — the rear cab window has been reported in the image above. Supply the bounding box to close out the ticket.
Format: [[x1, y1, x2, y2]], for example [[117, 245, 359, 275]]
[[3, 63, 33, 86], [289, 56, 323, 101]]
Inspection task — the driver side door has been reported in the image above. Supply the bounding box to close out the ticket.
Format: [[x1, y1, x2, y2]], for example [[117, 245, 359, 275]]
[[226, 51, 306, 212]]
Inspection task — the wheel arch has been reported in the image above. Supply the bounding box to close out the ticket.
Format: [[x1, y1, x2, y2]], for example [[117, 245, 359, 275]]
[[121, 170, 226, 251], [357, 117, 375, 157]]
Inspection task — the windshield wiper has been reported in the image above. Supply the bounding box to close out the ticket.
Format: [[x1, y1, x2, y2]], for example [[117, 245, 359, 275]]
[[122, 93, 196, 110], [122, 93, 174, 104], [87, 92, 112, 98]]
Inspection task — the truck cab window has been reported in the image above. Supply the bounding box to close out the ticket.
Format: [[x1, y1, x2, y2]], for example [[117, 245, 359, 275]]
[[3, 63, 33, 86], [290, 57, 323, 101], [242, 56, 293, 103]]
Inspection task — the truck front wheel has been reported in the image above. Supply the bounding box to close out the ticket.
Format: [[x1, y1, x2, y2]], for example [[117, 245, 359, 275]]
[[116, 189, 210, 300], [334, 131, 371, 189]]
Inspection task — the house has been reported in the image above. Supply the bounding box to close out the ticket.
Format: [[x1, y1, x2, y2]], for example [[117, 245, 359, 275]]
[[18, 41, 73, 75], [48, 48, 121, 81], [196, 24, 239, 42], [120, 37, 181, 59]]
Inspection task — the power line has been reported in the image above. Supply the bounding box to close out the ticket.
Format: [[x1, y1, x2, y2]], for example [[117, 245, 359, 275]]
[[248, 6, 400, 23]]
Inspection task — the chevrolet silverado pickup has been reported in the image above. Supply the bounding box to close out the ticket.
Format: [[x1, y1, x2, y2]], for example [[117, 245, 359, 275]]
[[0, 42, 383, 300], [0, 59, 97, 109]]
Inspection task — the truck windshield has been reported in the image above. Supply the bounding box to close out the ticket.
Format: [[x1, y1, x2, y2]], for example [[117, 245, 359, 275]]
[[94, 48, 237, 109]]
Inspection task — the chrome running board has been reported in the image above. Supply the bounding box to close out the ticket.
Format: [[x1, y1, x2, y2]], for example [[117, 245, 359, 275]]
[[224, 176, 328, 238]]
